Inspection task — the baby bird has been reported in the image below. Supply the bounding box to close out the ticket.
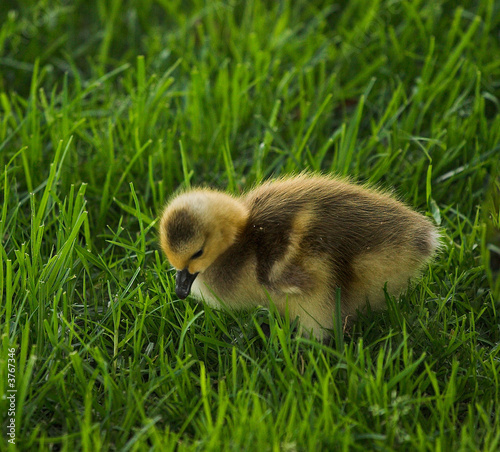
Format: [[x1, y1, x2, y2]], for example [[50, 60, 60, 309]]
[[159, 174, 439, 340]]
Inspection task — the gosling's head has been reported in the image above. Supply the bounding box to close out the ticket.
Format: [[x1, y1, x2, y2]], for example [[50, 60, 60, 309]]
[[160, 189, 248, 299]]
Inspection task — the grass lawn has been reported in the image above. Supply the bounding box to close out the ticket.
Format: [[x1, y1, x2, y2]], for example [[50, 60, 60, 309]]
[[1, 0, 499, 450]]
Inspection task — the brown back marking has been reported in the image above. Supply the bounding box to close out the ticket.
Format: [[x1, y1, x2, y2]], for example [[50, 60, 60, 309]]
[[202, 175, 435, 300]]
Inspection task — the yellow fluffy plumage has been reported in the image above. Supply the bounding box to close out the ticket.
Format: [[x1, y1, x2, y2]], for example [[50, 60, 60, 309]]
[[159, 174, 440, 340]]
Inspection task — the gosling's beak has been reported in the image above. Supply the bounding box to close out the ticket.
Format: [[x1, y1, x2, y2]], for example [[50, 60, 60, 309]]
[[175, 269, 199, 299]]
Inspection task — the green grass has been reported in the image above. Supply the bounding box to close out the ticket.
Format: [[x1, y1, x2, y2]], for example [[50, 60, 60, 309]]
[[1, 0, 499, 450]]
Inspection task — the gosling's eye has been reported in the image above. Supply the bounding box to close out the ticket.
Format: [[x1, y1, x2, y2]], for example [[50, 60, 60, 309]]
[[191, 248, 204, 259]]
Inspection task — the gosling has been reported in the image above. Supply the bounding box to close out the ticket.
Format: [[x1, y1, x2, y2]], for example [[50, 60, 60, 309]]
[[159, 174, 440, 340]]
